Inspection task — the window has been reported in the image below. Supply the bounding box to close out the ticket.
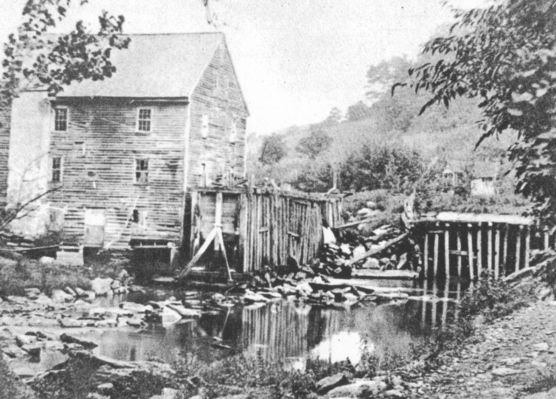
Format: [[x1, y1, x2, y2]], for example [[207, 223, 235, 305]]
[[135, 159, 149, 184], [54, 107, 68, 131], [229, 120, 237, 143], [137, 108, 152, 132], [201, 114, 209, 138], [51, 157, 62, 183]]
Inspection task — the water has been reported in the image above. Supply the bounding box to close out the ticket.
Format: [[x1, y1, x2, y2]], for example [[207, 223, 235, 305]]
[[84, 279, 467, 368]]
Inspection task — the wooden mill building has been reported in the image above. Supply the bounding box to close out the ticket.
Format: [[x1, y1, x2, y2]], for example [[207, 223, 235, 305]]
[[0, 33, 249, 259]]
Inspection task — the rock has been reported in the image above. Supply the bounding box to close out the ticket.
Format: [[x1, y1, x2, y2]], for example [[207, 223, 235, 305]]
[[366, 201, 378, 210], [316, 373, 348, 394], [21, 344, 41, 357], [110, 279, 121, 290], [96, 382, 114, 394], [362, 258, 380, 269], [117, 269, 130, 282], [295, 282, 313, 296], [87, 394, 109, 399], [15, 334, 35, 347], [501, 357, 522, 366], [327, 379, 387, 398], [211, 293, 226, 303], [57, 317, 83, 328], [523, 387, 556, 399], [243, 291, 270, 304], [537, 286, 553, 301], [51, 289, 74, 303], [3, 344, 25, 358], [91, 278, 113, 296], [74, 287, 87, 297], [13, 365, 36, 378], [60, 333, 98, 349], [532, 342, 550, 352], [24, 287, 41, 300], [150, 388, 179, 399], [126, 318, 144, 328], [384, 389, 405, 398], [40, 256, 55, 265], [491, 367, 522, 377], [64, 286, 77, 297], [121, 301, 148, 313], [128, 285, 146, 294]]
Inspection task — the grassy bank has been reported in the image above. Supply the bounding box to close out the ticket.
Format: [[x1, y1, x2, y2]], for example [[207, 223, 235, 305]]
[[0, 250, 128, 296]]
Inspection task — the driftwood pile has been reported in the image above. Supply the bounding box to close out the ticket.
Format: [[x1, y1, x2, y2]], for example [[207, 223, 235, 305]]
[[313, 205, 419, 278]]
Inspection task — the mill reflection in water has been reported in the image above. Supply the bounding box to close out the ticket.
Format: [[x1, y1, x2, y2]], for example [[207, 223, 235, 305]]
[[94, 279, 469, 367]]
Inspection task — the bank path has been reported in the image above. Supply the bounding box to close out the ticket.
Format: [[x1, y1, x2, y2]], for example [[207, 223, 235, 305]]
[[415, 300, 556, 399]]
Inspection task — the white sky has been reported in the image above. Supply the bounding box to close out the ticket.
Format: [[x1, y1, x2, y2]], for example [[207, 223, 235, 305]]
[[0, 0, 485, 134]]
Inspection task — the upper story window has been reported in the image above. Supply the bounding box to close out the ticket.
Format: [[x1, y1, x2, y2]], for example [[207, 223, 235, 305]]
[[51, 157, 63, 183], [135, 159, 149, 184], [201, 114, 209, 139], [229, 120, 237, 143], [54, 107, 68, 131], [136, 108, 152, 132]]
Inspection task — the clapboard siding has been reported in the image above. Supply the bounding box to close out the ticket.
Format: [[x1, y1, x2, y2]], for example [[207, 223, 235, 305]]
[[0, 106, 10, 206], [188, 42, 248, 187], [48, 100, 187, 248]]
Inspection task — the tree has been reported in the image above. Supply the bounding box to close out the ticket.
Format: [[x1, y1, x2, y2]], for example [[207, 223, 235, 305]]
[[322, 106, 343, 126], [259, 133, 287, 165], [366, 56, 412, 101], [399, 0, 556, 223], [1, 0, 129, 105], [346, 101, 372, 122], [296, 128, 332, 159]]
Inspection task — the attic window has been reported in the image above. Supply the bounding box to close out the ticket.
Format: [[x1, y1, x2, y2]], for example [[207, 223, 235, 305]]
[[54, 107, 68, 131], [137, 108, 152, 132]]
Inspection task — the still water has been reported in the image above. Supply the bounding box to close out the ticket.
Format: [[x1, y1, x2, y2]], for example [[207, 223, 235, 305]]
[[87, 279, 467, 368]]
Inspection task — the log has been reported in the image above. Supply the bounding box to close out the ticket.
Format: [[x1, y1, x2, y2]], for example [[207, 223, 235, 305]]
[[347, 232, 408, 266]]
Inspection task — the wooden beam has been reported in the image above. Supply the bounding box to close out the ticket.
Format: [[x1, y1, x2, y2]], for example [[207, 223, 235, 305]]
[[467, 223, 474, 281], [179, 227, 217, 279], [347, 232, 408, 266], [515, 225, 522, 272], [502, 225, 508, 270], [423, 233, 429, 279], [494, 225, 500, 279], [444, 223, 450, 279], [487, 222, 493, 275], [477, 223, 483, 278], [525, 226, 530, 270], [456, 228, 462, 279], [433, 223, 439, 278]]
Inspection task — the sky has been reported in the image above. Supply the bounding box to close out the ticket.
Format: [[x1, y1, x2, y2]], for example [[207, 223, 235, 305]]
[[0, 0, 485, 134]]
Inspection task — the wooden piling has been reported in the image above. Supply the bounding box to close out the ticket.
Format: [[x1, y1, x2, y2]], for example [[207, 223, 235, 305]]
[[423, 233, 429, 279], [544, 226, 550, 250], [515, 225, 522, 272], [477, 223, 483, 278], [467, 224, 474, 280], [502, 225, 508, 270], [433, 223, 440, 278], [525, 226, 530, 269], [456, 228, 462, 279], [487, 222, 493, 275], [494, 224, 500, 279], [444, 223, 450, 278]]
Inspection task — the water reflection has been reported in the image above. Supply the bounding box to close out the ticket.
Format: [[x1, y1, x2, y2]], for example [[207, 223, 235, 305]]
[[91, 278, 470, 368]]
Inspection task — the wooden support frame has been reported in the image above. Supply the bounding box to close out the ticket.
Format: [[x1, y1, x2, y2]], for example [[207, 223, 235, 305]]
[[444, 223, 450, 278], [477, 223, 483, 279], [179, 192, 233, 282], [494, 224, 500, 279], [467, 224, 474, 280], [423, 233, 429, 279]]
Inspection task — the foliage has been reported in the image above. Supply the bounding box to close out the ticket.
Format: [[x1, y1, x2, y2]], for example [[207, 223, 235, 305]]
[[459, 274, 529, 323], [259, 134, 288, 165], [296, 128, 332, 159], [2, 0, 130, 103], [401, 0, 556, 224], [323, 106, 343, 126], [345, 101, 372, 122], [0, 354, 36, 399], [340, 144, 424, 192]]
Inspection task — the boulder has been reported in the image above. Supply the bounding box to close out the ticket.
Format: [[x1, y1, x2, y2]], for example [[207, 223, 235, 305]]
[[51, 289, 74, 303], [362, 258, 380, 269], [327, 379, 387, 398], [21, 343, 41, 357], [316, 373, 348, 394], [15, 334, 35, 347], [74, 287, 87, 297], [24, 287, 41, 300], [150, 388, 179, 399], [60, 333, 98, 349], [532, 342, 550, 352], [57, 317, 83, 328], [91, 278, 113, 296], [96, 382, 114, 395], [491, 367, 523, 377], [121, 301, 148, 313], [64, 287, 77, 297], [40, 256, 55, 265]]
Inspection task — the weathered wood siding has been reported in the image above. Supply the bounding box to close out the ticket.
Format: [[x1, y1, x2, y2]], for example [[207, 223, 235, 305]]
[[0, 105, 11, 206], [48, 99, 187, 248], [188, 41, 248, 187]]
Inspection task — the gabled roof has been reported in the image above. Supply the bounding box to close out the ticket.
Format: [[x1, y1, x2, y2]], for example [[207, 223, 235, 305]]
[[58, 33, 224, 99]]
